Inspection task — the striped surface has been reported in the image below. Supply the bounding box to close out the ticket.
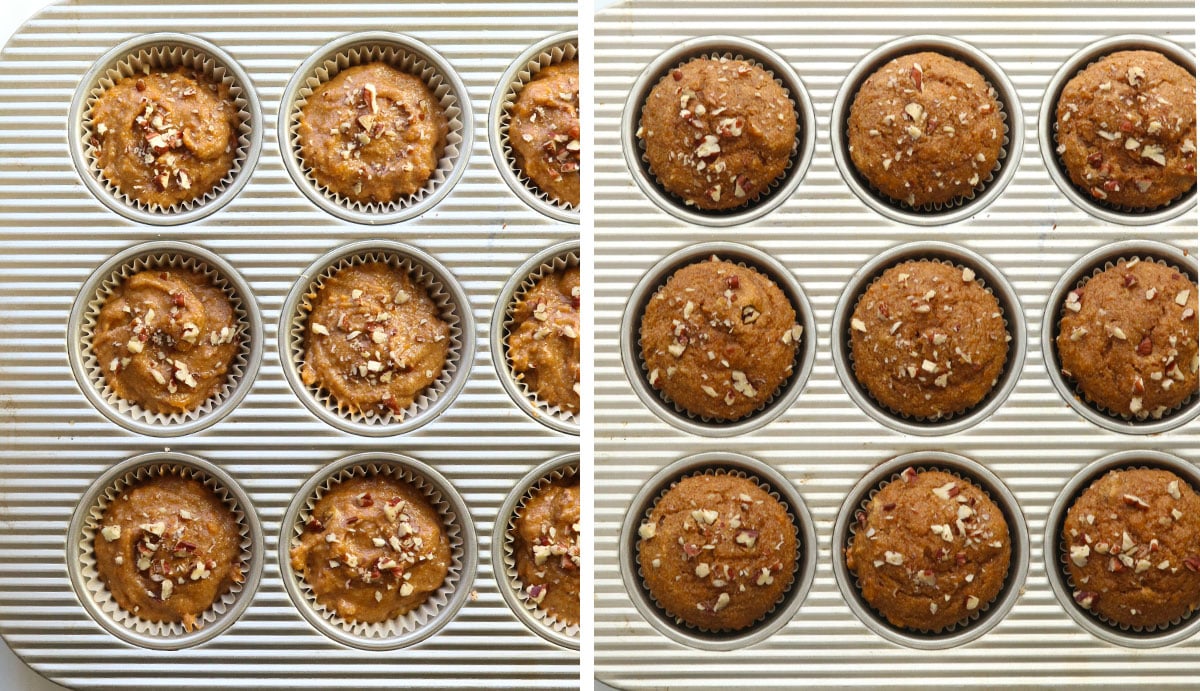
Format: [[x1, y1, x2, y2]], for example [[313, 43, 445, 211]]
[[595, 1, 1199, 688], [0, 1, 578, 688]]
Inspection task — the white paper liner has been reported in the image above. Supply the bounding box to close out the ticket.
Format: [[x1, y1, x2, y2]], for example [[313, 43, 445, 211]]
[[80, 43, 253, 215], [634, 467, 803, 634], [288, 461, 466, 639], [501, 461, 581, 638], [501, 248, 581, 425], [845, 257, 1012, 423], [287, 42, 464, 215], [78, 251, 252, 428], [77, 462, 253, 638]]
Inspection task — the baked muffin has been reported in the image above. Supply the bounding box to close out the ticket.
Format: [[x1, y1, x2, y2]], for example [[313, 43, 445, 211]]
[[509, 60, 580, 206], [848, 51, 1004, 208], [290, 475, 450, 623], [1063, 468, 1200, 628], [93, 267, 241, 415], [513, 476, 580, 626], [94, 475, 244, 631], [637, 473, 796, 631], [1056, 50, 1196, 209], [298, 62, 447, 205], [507, 267, 580, 414], [845, 468, 1011, 631], [300, 261, 450, 418], [1056, 258, 1198, 420], [850, 260, 1008, 419], [638, 56, 796, 210], [640, 256, 802, 421]]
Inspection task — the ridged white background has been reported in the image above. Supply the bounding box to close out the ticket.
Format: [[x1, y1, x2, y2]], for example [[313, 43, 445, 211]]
[[0, 1, 578, 688], [595, 1, 1199, 688]]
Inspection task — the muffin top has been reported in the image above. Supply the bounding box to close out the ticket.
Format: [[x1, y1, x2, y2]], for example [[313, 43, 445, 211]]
[[640, 257, 801, 421], [845, 468, 1011, 632], [638, 56, 796, 210], [507, 266, 581, 414], [509, 60, 580, 206], [1056, 50, 1197, 210], [1056, 258, 1198, 420], [513, 477, 581, 626], [848, 51, 1004, 208], [638, 473, 796, 631], [850, 260, 1009, 420], [1063, 467, 1200, 628]]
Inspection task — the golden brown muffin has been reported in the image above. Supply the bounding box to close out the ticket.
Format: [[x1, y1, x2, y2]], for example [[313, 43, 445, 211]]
[[845, 468, 1011, 631], [300, 261, 450, 418], [93, 268, 241, 415], [513, 477, 580, 626], [507, 267, 580, 413], [290, 475, 450, 623], [298, 62, 447, 205], [509, 60, 580, 206], [848, 51, 1004, 208], [638, 473, 796, 631], [1056, 258, 1198, 420], [850, 260, 1008, 420], [639, 56, 796, 210], [1063, 468, 1200, 628], [1056, 50, 1196, 209], [640, 257, 801, 421], [94, 475, 244, 632]]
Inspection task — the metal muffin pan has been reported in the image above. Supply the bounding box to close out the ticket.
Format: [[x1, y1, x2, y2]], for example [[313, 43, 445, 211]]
[[0, 2, 578, 689]]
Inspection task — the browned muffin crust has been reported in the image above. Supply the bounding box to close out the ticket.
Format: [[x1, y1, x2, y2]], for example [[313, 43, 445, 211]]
[[850, 260, 1008, 420], [638, 473, 796, 631], [513, 478, 580, 626], [639, 56, 796, 210], [507, 267, 580, 413], [1063, 468, 1200, 628], [1056, 258, 1198, 419], [848, 51, 1004, 208], [640, 257, 802, 421], [298, 62, 447, 205], [1056, 50, 1197, 209], [290, 475, 450, 624], [509, 60, 580, 206], [845, 468, 1011, 631], [94, 475, 244, 632]]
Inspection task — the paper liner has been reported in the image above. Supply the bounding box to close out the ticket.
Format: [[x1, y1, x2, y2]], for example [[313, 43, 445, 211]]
[[287, 461, 466, 639], [633, 467, 803, 634], [80, 41, 254, 216], [78, 250, 252, 429], [500, 247, 581, 426], [497, 38, 579, 213], [845, 257, 1012, 424], [286, 41, 465, 217], [77, 462, 253, 638], [288, 249, 464, 427], [501, 461, 581, 639]]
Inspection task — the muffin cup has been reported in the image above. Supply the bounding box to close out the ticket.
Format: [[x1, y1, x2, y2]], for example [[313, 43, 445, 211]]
[[490, 240, 581, 435], [830, 35, 1022, 226], [67, 33, 262, 226], [278, 240, 474, 437], [489, 31, 579, 224], [66, 241, 264, 438], [491, 452, 580, 650], [1039, 35, 1197, 226], [1044, 450, 1200, 648], [278, 452, 476, 651], [278, 31, 472, 226], [621, 35, 817, 228], [619, 241, 817, 437], [65, 452, 264, 650], [831, 452, 1029, 650], [1042, 240, 1199, 435], [618, 452, 817, 651], [831, 241, 1026, 436]]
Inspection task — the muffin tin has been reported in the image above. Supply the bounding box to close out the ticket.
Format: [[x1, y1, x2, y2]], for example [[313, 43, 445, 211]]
[[0, 2, 577, 689], [595, 1, 1198, 688]]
